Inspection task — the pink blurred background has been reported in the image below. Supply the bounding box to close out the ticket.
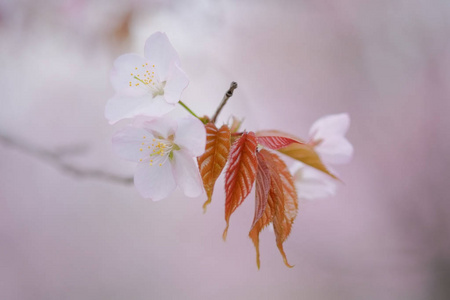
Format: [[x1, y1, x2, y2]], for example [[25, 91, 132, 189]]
[[1, 0, 450, 299]]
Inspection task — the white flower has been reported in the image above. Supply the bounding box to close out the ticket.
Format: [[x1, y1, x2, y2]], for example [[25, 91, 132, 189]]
[[292, 113, 353, 200], [112, 110, 205, 201], [309, 113, 353, 165], [105, 32, 189, 124], [290, 162, 337, 200]]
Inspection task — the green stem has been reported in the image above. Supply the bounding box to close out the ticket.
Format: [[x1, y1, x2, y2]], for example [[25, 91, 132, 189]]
[[178, 101, 200, 119]]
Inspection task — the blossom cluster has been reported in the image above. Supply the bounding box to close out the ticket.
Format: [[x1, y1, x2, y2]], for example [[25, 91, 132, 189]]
[[105, 32, 353, 268], [105, 32, 206, 201]]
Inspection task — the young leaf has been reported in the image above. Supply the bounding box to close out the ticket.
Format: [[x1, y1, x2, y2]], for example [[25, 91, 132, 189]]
[[249, 151, 275, 269], [229, 116, 244, 133], [257, 135, 303, 150], [249, 149, 298, 269], [250, 152, 271, 230], [223, 131, 258, 240], [256, 130, 338, 180], [256, 130, 305, 143], [197, 123, 231, 212], [270, 152, 298, 267], [278, 143, 338, 180]]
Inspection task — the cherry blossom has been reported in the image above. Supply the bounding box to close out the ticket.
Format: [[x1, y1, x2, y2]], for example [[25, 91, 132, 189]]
[[105, 32, 189, 124], [308, 113, 353, 165], [292, 113, 353, 200], [290, 162, 337, 200], [112, 110, 205, 201]]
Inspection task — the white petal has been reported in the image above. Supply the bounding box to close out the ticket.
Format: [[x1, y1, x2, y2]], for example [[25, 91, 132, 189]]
[[110, 53, 149, 97], [136, 113, 178, 139], [112, 126, 154, 162], [144, 32, 181, 81], [315, 136, 354, 165], [163, 106, 191, 119], [105, 94, 147, 124], [134, 160, 176, 201], [163, 63, 189, 104], [132, 95, 176, 118], [309, 113, 350, 141], [105, 95, 175, 124], [172, 151, 203, 198], [289, 161, 305, 174], [173, 116, 206, 156], [293, 165, 337, 200]]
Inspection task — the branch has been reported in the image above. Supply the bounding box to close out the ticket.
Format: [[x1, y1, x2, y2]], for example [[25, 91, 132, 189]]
[[211, 81, 238, 123], [0, 133, 133, 185]]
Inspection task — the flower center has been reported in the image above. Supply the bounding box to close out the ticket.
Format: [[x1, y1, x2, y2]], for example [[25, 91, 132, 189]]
[[129, 63, 166, 97], [138, 135, 178, 167]]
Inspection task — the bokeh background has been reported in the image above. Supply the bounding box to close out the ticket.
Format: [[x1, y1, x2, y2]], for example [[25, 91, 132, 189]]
[[1, 0, 450, 299]]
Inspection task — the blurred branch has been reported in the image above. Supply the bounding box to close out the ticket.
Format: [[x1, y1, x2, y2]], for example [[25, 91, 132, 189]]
[[0, 133, 133, 185]]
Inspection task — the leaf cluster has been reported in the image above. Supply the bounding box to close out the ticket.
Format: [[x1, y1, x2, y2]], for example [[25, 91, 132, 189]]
[[197, 124, 338, 268]]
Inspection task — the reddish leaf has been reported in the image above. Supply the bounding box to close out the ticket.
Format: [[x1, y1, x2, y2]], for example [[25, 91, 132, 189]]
[[257, 135, 303, 150], [256, 130, 338, 180], [256, 130, 305, 143], [248, 151, 275, 269], [249, 149, 298, 269], [271, 152, 298, 267], [250, 152, 271, 230], [223, 131, 258, 240], [197, 123, 231, 212]]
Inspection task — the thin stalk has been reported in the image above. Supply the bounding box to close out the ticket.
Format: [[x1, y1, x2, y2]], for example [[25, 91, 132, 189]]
[[211, 82, 238, 123], [178, 101, 200, 119]]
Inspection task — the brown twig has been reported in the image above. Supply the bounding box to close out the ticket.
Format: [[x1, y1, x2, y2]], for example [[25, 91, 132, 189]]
[[211, 81, 238, 123]]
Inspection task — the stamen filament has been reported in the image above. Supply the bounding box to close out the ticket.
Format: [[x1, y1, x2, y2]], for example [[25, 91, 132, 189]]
[[138, 135, 175, 167]]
